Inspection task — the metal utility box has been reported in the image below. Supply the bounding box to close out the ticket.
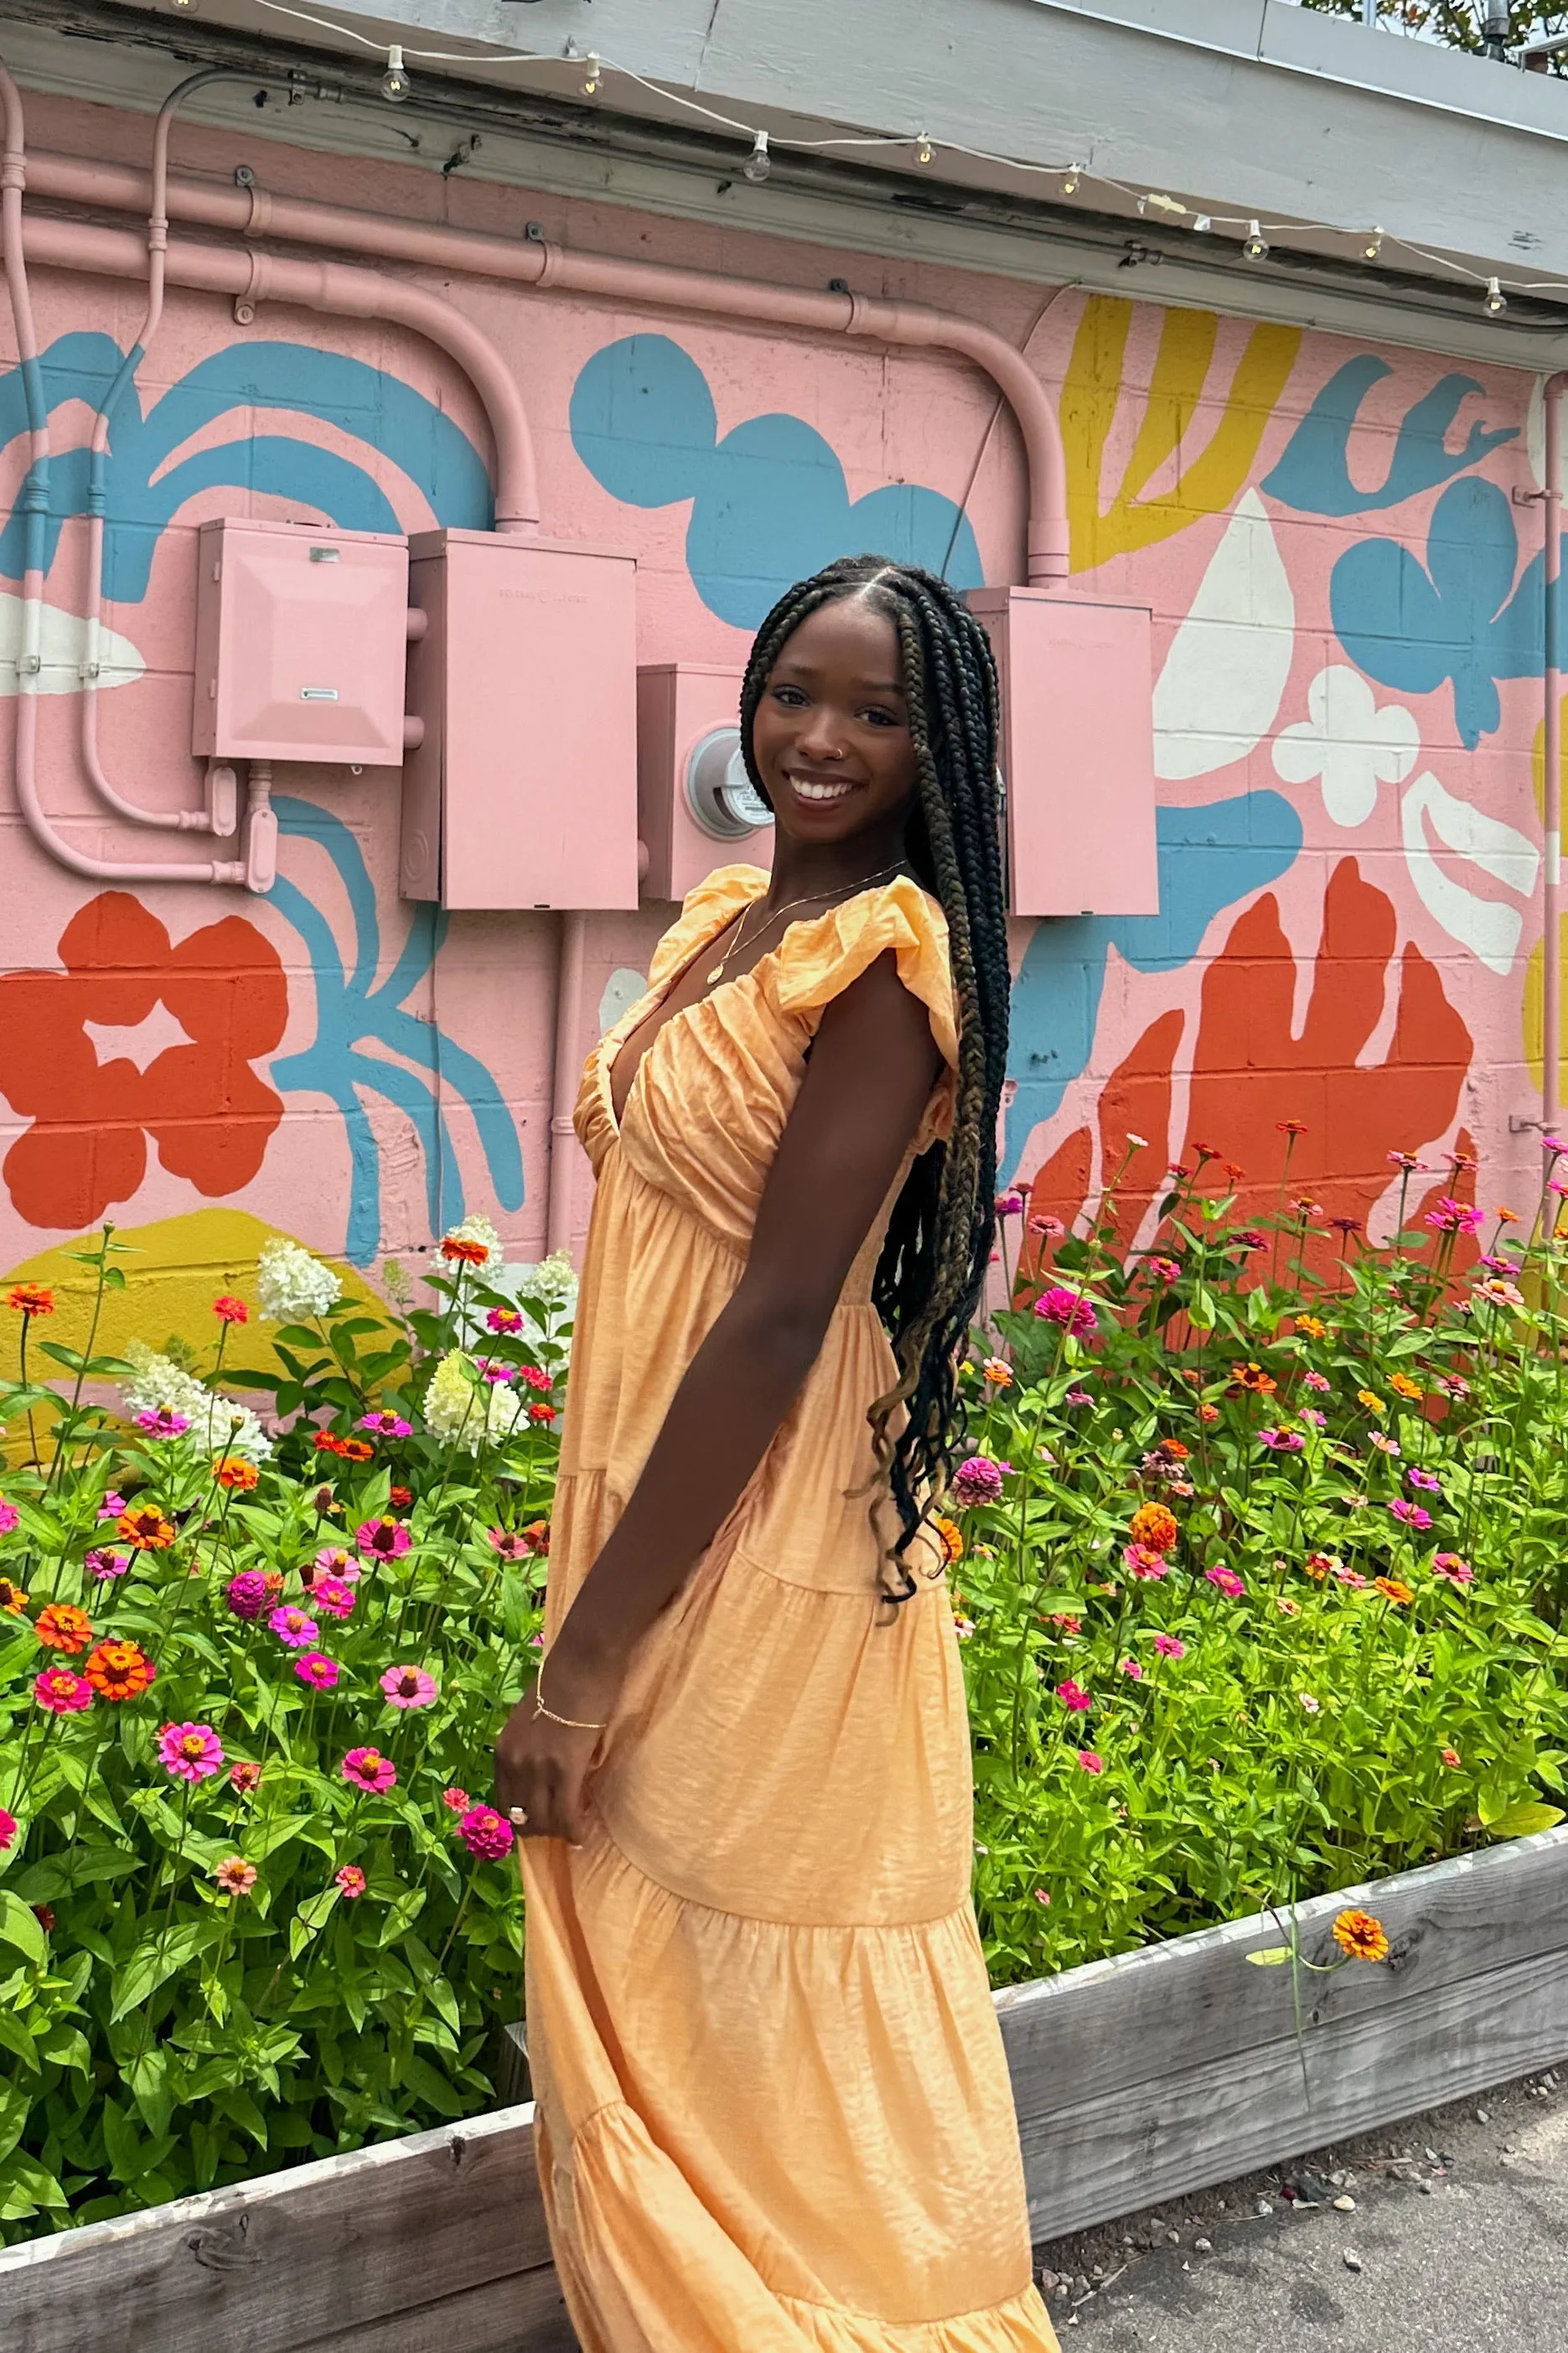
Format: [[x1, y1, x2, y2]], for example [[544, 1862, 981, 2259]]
[[636, 664, 774, 904], [192, 518, 410, 766], [965, 588, 1159, 918], [401, 531, 638, 910]]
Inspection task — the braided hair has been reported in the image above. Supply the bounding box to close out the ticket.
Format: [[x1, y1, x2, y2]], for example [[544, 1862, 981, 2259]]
[[738, 556, 1010, 1593]]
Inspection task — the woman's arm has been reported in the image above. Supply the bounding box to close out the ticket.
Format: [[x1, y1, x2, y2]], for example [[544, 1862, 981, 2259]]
[[495, 949, 944, 1842]]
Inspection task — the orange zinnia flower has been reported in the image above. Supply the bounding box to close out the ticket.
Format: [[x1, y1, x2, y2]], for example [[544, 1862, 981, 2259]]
[[1231, 1361, 1278, 1396], [1332, 1908, 1389, 1964], [981, 1357, 1013, 1389], [0, 1575, 28, 1614], [1374, 1576, 1415, 1607], [931, 1514, 964, 1566], [34, 1603, 93, 1654], [339, 1438, 374, 1464], [1357, 1389, 1386, 1418], [214, 1458, 259, 1491], [1294, 1314, 1327, 1340], [1129, 1502, 1178, 1554], [1495, 1206, 1519, 1224], [1157, 1437, 1190, 1460], [1389, 1372, 1423, 1402], [117, 1505, 175, 1550], [84, 1638, 156, 1703], [7, 1283, 54, 1315], [441, 1237, 489, 1266], [1197, 1402, 1220, 1424]]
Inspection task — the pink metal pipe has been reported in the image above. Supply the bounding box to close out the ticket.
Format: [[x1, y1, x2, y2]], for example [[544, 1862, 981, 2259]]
[[24, 148, 1069, 584], [546, 908, 591, 1257], [1543, 371, 1568, 1160]]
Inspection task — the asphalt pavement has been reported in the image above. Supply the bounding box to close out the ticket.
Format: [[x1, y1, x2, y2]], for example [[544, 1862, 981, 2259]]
[[1032, 2068, 1568, 2351]]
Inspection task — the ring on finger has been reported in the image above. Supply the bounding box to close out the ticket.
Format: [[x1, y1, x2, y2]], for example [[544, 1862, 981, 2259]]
[[509, 1806, 529, 1827]]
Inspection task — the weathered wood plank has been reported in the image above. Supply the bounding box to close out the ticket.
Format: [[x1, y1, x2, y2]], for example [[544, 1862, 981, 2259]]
[[1016, 1939, 1568, 2241], [293, 2260, 575, 2353], [996, 1826, 1568, 2113], [2, 2102, 548, 2353]]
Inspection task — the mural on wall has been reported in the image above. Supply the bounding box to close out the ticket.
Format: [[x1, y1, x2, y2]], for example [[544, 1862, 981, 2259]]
[[0, 237, 1552, 1330]]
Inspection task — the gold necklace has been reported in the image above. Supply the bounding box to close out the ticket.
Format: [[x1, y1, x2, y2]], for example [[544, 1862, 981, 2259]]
[[705, 860, 908, 987]]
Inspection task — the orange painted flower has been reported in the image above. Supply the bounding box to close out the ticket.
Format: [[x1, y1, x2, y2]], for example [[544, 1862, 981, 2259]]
[[1374, 1576, 1415, 1607], [7, 1283, 54, 1315], [83, 1638, 156, 1703], [441, 1237, 489, 1266], [117, 1505, 174, 1550], [1129, 1502, 1178, 1553], [1389, 1372, 1424, 1402], [1332, 1908, 1389, 1963], [214, 1458, 259, 1492], [930, 1514, 964, 1566], [1294, 1314, 1327, 1340], [34, 1603, 93, 1654], [0, 1575, 28, 1614]]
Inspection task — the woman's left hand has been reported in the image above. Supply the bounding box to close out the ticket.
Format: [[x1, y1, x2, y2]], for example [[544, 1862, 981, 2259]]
[[494, 1661, 618, 1846]]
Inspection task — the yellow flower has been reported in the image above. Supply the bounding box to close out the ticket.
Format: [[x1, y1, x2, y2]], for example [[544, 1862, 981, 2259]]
[[1389, 1372, 1423, 1402], [1332, 1908, 1389, 1963], [0, 1575, 28, 1614], [981, 1357, 1013, 1389], [1294, 1314, 1327, 1340], [1356, 1388, 1386, 1417]]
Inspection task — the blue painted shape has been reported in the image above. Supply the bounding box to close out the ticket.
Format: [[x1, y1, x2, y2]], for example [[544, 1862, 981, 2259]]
[[1330, 474, 1556, 749], [1004, 793, 1304, 1169], [570, 332, 983, 626], [267, 798, 524, 1266], [0, 335, 492, 596], [1262, 355, 1515, 517]]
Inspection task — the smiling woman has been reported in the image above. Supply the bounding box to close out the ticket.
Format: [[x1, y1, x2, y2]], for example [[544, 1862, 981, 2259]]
[[498, 556, 1057, 2350]]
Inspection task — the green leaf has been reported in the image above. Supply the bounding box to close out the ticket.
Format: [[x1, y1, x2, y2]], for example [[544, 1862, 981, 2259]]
[[126, 2045, 174, 2139], [0, 2010, 40, 2071], [1485, 1801, 1565, 1840], [0, 1892, 45, 1968], [1246, 1946, 1293, 1967], [109, 1917, 221, 2021], [0, 2153, 68, 2220], [39, 2024, 92, 2078], [0, 2081, 32, 2165], [215, 2086, 271, 2148]]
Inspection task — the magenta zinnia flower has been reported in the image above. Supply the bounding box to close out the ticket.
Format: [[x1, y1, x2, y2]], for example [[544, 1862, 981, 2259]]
[[225, 1570, 270, 1621], [341, 1746, 397, 1795], [458, 1804, 515, 1861], [0, 1806, 18, 1851], [1206, 1565, 1245, 1598], [134, 1406, 190, 1439], [380, 1664, 438, 1710], [1055, 1679, 1092, 1713], [158, 1721, 225, 1782], [1076, 1749, 1105, 1775], [360, 1410, 413, 1438], [1032, 1285, 1098, 1336], [951, 1455, 1008, 1508], [313, 1577, 356, 1620], [34, 1666, 92, 1714], [269, 1604, 319, 1649], [1123, 1543, 1167, 1581], [1433, 1552, 1474, 1587], [96, 1492, 127, 1521], [0, 1499, 18, 1537], [84, 1548, 128, 1581], [1389, 1499, 1432, 1530], [486, 1304, 525, 1336], [1424, 1195, 1483, 1236], [1303, 1370, 1331, 1393], [486, 1527, 530, 1560], [1151, 1633, 1186, 1660], [355, 1516, 411, 1563], [1259, 1428, 1305, 1452], [293, 1651, 340, 1691], [313, 1545, 359, 1583], [1406, 1467, 1441, 1494]]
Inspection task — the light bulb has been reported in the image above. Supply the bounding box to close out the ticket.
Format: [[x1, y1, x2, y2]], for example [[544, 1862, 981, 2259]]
[[1061, 163, 1081, 196], [581, 52, 600, 95], [915, 133, 933, 165], [1242, 220, 1269, 262], [381, 45, 411, 103], [743, 131, 771, 184], [1362, 226, 1383, 262], [1485, 277, 1508, 315]]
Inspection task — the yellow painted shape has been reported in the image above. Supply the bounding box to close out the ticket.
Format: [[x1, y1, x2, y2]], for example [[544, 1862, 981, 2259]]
[[1, 1208, 389, 1389], [1530, 697, 1568, 821], [1524, 702, 1566, 1096], [1063, 295, 1301, 574]]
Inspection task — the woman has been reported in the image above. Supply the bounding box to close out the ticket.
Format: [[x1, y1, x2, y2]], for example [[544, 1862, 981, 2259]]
[[497, 555, 1057, 2351]]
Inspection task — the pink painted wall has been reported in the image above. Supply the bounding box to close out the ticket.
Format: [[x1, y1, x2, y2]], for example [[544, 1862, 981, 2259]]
[[0, 86, 1550, 1335]]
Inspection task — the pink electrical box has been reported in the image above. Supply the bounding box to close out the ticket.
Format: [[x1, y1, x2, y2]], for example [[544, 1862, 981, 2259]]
[[401, 532, 638, 910], [965, 588, 1158, 918], [636, 664, 774, 903], [191, 518, 410, 765]]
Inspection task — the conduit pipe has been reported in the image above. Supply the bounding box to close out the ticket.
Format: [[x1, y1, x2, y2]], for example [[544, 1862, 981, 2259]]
[[23, 148, 1069, 584], [547, 908, 591, 1257], [1543, 372, 1568, 1161]]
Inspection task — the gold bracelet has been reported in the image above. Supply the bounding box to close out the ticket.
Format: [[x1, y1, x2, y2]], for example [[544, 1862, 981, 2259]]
[[532, 1656, 607, 1733]]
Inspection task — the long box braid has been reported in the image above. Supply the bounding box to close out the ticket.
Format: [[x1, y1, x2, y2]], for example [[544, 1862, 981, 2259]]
[[738, 555, 1009, 1599]]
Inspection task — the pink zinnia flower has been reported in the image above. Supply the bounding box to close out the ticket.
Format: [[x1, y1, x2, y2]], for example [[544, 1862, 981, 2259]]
[[479, 1360, 515, 1384], [1303, 1370, 1331, 1393], [1300, 1408, 1327, 1428], [213, 1295, 249, 1324], [951, 1455, 1008, 1508], [356, 1517, 411, 1563], [230, 1760, 262, 1794], [360, 1410, 413, 1438], [0, 1806, 18, 1851], [336, 1863, 367, 1899], [134, 1406, 190, 1439], [225, 1570, 270, 1621], [995, 1189, 1025, 1218], [1407, 1467, 1441, 1494], [158, 1721, 224, 1782], [458, 1804, 515, 1861], [1425, 1195, 1483, 1236], [313, 1545, 359, 1583], [380, 1664, 438, 1710], [341, 1747, 396, 1795], [0, 1499, 16, 1537], [293, 1651, 340, 1690], [215, 1857, 257, 1895], [1334, 1566, 1369, 1589], [442, 1786, 471, 1812], [1123, 1544, 1168, 1581], [1055, 1679, 1092, 1713], [1234, 1230, 1267, 1252], [518, 1364, 553, 1392], [84, 1548, 128, 1580], [487, 1527, 530, 1560], [486, 1305, 524, 1335], [34, 1666, 92, 1714], [1206, 1565, 1245, 1598], [97, 1492, 127, 1521], [1032, 1286, 1098, 1336], [1064, 1387, 1092, 1407], [1259, 1428, 1304, 1452], [1027, 1212, 1067, 1240], [269, 1605, 319, 1649], [1370, 1433, 1401, 1455], [1077, 1749, 1105, 1775], [1120, 1658, 1144, 1681], [1389, 1499, 1432, 1530], [1142, 1256, 1181, 1284], [313, 1577, 356, 1620], [1151, 1633, 1186, 1660], [1433, 1552, 1474, 1587]]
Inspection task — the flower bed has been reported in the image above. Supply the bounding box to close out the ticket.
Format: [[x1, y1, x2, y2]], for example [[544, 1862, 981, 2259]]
[[0, 1221, 570, 2242]]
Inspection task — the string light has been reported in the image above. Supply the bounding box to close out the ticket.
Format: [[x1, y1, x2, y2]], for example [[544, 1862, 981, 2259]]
[[246, 1, 1563, 320], [380, 44, 411, 103]]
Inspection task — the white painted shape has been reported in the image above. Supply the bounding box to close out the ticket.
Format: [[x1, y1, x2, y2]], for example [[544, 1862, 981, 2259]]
[[82, 1003, 194, 1073], [598, 967, 648, 1034], [1272, 665, 1419, 827], [0, 593, 145, 694], [1400, 770, 1532, 977], [1152, 490, 1296, 781]]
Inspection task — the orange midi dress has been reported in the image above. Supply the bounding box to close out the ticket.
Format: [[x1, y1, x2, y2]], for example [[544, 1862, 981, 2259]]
[[520, 865, 1058, 2353]]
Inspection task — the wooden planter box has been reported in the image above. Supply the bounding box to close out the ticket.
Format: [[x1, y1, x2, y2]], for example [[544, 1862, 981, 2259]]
[[7, 1828, 1567, 2352]]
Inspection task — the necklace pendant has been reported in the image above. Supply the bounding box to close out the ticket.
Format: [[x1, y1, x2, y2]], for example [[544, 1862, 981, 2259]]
[[706, 963, 726, 985]]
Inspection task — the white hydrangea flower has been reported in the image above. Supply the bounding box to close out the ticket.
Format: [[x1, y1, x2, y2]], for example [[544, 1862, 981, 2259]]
[[120, 1344, 272, 1464], [422, 1347, 536, 1453], [256, 1237, 342, 1324], [443, 1212, 503, 1270]]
